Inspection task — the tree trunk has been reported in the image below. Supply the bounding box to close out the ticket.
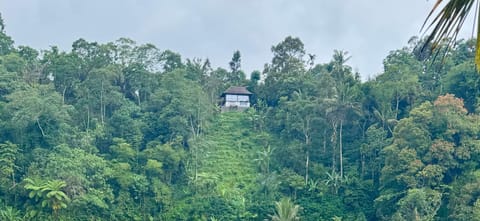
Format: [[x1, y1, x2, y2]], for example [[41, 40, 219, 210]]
[[304, 119, 311, 185], [86, 106, 90, 131], [395, 94, 400, 120], [195, 141, 198, 185], [323, 129, 327, 154], [339, 120, 343, 178], [361, 153, 365, 177], [100, 80, 105, 125], [11, 171, 15, 188], [36, 118, 46, 137], [305, 149, 309, 185], [331, 121, 337, 174], [62, 86, 67, 105]]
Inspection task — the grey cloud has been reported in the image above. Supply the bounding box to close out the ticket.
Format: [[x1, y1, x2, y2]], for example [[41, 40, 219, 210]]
[[1, 0, 471, 80]]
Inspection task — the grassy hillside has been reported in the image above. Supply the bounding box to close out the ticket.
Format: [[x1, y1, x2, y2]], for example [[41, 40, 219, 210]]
[[196, 111, 265, 212]]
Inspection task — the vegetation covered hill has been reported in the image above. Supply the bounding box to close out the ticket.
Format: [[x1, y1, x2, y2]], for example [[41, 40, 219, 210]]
[[1, 13, 480, 220], [197, 111, 260, 201]]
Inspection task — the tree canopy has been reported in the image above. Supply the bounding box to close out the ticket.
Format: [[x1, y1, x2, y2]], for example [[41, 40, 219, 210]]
[[0, 12, 479, 220]]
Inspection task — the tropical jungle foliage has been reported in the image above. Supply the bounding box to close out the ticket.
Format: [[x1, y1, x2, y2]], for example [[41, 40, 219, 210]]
[[1, 12, 480, 220]]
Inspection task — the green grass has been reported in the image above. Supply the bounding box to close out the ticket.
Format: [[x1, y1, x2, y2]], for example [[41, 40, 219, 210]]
[[197, 111, 262, 204]]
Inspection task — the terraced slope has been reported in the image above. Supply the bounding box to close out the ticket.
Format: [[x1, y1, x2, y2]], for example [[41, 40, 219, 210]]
[[196, 111, 262, 208]]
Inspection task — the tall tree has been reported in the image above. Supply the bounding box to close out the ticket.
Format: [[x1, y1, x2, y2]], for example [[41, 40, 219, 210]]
[[262, 36, 307, 106], [229, 50, 241, 73], [322, 50, 362, 178], [227, 50, 246, 86], [392, 188, 442, 221], [4, 85, 73, 148], [0, 13, 13, 56], [284, 90, 322, 184], [0, 141, 18, 188]]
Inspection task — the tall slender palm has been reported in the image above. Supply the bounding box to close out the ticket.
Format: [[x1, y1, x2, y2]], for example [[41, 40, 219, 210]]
[[324, 50, 361, 178], [423, 0, 480, 66]]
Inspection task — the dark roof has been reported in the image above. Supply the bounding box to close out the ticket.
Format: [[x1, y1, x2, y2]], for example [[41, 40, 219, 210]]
[[222, 86, 252, 96]]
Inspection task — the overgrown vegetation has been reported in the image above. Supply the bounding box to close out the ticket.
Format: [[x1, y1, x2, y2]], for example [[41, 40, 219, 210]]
[[1, 13, 480, 220]]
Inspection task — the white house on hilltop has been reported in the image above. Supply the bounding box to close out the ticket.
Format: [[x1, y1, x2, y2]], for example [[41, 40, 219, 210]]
[[221, 86, 253, 111]]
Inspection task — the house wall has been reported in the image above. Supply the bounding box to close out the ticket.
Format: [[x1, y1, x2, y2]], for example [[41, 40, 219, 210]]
[[225, 94, 250, 107]]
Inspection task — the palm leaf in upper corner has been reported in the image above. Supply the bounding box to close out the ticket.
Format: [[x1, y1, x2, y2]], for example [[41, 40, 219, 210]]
[[422, 0, 480, 67]]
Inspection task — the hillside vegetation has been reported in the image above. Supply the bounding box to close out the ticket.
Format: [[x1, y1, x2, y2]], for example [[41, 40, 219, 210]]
[[1, 15, 480, 220]]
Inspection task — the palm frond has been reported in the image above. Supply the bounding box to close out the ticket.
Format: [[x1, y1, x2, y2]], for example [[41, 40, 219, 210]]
[[422, 0, 480, 66], [422, 0, 476, 48]]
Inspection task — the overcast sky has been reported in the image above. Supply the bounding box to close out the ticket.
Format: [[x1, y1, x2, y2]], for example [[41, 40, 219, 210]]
[[0, 0, 475, 80]]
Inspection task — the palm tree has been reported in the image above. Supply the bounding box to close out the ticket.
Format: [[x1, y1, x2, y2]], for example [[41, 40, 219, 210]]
[[287, 90, 319, 185], [422, 0, 480, 66], [40, 180, 70, 219], [323, 50, 362, 178], [24, 178, 44, 201], [254, 145, 274, 175], [0, 206, 22, 221], [270, 197, 301, 221], [331, 216, 343, 221], [24, 178, 70, 220], [325, 171, 343, 195]]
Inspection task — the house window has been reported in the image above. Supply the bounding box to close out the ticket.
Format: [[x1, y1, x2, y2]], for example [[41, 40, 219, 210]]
[[226, 94, 237, 101], [237, 95, 249, 102], [239, 101, 249, 106]]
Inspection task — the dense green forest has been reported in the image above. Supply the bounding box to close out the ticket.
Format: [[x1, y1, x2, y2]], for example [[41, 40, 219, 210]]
[[1, 13, 480, 220]]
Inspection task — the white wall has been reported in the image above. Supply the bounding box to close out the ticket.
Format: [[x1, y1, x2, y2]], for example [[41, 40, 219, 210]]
[[225, 94, 250, 107]]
